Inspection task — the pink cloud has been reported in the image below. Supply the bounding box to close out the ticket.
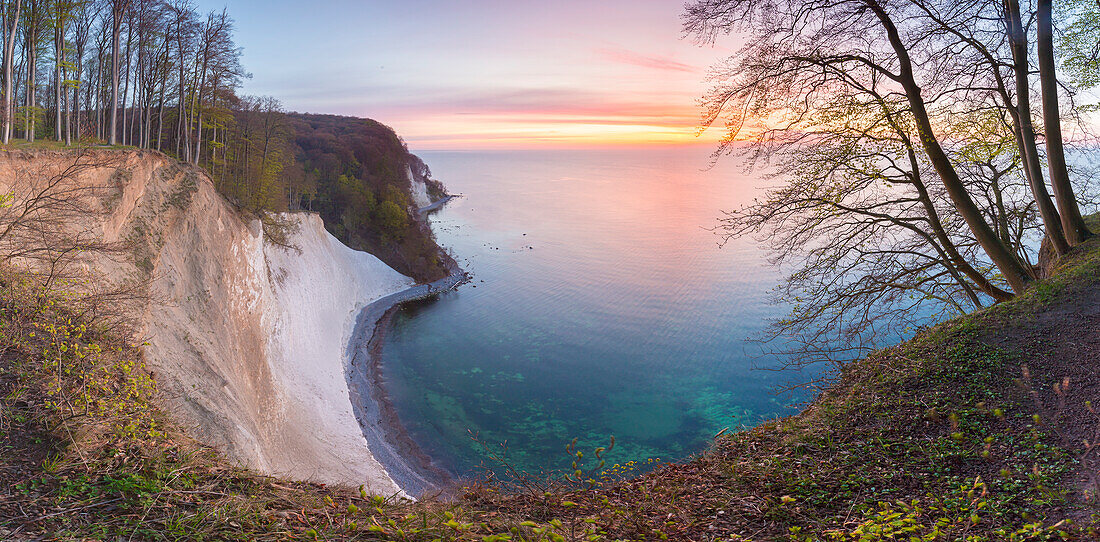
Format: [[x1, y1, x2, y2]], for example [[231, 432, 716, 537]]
[[596, 47, 699, 73]]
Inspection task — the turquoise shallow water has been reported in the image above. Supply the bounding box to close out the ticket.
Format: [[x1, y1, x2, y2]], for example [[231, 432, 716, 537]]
[[380, 147, 812, 480]]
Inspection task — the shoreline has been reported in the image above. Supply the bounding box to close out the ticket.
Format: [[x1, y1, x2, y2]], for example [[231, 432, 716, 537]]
[[345, 196, 467, 496], [418, 194, 457, 215]]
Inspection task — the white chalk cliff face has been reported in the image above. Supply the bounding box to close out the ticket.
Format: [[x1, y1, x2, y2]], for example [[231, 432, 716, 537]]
[[407, 164, 432, 209], [1, 150, 414, 496]]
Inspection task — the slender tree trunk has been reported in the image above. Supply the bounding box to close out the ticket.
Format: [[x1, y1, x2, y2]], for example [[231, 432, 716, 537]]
[[1, 3, 5, 142], [2, 0, 22, 144], [62, 61, 70, 145], [94, 65, 100, 138], [192, 28, 213, 167], [1037, 0, 1092, 244], [64, 19, 75, 146], [1004, 0, 1071, 256], [194, 90, 203, 165], [108, 1, 126, 145], [155, 70, 164, 150], [139, 31, 149, 148], [14, 36, 23, 131], [989, 167, 1014, 248], [74, 49, 83, 140], [120, 14, 132, 145], [63, 68, 70, 146], [195, 79, 213, 167], [25, 6, 36, 143], [154, 30, 167, 150], [53, 16, 61, 143], [175, 15, 185, 159], [94, 53, 101, 139], [210, 122, 216, 177], [868, 0, 1033, 293], [1, 3, 6, 143], [183, 53, 198, 161]]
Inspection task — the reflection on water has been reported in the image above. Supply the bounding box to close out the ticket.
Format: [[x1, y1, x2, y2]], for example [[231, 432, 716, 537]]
[[381, 147, 813, 478]]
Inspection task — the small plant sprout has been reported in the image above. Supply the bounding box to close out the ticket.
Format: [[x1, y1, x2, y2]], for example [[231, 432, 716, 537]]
[[565, 435, 615, 489]]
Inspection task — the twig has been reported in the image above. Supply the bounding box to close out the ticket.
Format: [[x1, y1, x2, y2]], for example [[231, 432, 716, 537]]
[[28, 497, 121, 522]]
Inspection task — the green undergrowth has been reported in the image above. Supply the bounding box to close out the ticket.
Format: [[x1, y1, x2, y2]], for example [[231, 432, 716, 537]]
[[0, 271, 467, 540], [0, 137, 136, 151], [3, 227, 1100, 539]]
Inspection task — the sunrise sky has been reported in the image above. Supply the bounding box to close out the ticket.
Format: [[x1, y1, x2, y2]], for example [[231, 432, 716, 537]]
[[192, 0, 732, 150]]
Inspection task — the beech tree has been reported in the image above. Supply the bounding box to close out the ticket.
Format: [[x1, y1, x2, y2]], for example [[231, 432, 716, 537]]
[[218, 95, 292, 211], [22, 0, 42, 142], [106, 0, 127, 145], [2, 0, 21, 144], [1036, 0, 1092, 244], [685, 0, 1098, 367], [0, 0, 245, 156], [1003, 0, 1071, 256], [907, 0, 1095, 250], [181, 7, 242, 168], [687, 0, 1037, 293], [52, 0, 80, 145], [68, 3, 97, 143]]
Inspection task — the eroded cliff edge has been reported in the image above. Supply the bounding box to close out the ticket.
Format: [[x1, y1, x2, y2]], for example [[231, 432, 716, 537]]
[[0, 148, 428, 496]]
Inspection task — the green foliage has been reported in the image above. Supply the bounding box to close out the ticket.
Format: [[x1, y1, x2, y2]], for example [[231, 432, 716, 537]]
[[1058, 0, 1100, 93], [287, 113, 451, 282], [376, 199, 408, 238], [819, 480, 1075, 541], [212, 96, 293, 214], [200, 107, 450, 282]]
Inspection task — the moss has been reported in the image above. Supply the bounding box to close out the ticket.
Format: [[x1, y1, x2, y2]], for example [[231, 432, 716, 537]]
[[164, 171, 198, 211]]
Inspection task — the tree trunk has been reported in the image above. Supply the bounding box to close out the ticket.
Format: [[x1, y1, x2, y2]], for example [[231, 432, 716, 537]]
[[94, 51, 101, 139], [1004, 0, 1070, 255], [109, 1, 126, 145], [195, 79, 214, 167], [69, 25, 83, 144], [210, 122, 217, 178], [120, 12, 132, 145], [1037, 0, 1092, 244], [154, 29, 168, 150], [175, 14, 186, 160], [2, 0, 21, 144], [25, 5, 36, 143], [155, 67, 165, 151], [54, 16, 62, 143], [867, 0, 1033, 293]]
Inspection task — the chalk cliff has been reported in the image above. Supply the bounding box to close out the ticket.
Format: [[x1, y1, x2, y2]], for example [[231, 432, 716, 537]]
[[0, 149, 417, 496]]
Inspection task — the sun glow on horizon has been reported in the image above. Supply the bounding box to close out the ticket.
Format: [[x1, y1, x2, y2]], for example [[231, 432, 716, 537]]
[[389, 110, 727, 151], [194, 0, 738, 151]]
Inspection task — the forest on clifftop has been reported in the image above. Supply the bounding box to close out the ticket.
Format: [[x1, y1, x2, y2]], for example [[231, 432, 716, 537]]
[[0, 1, 450, 282]]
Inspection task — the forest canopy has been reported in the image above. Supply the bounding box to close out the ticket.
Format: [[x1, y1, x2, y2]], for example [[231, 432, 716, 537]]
[[284, 113, 452, 282]]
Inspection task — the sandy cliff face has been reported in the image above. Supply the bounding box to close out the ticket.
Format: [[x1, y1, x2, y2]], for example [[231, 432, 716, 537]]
[[0, 149, 413, 495]]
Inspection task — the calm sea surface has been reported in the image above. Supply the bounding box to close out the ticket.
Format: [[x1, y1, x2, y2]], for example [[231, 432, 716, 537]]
[[381, 147, 813, 479]]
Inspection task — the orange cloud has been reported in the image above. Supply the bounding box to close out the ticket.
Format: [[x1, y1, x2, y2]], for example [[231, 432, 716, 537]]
[[396, 109, 722, 150]]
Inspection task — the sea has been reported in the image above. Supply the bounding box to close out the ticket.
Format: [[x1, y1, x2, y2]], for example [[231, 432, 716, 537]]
[[378, 146, 816, 481]]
